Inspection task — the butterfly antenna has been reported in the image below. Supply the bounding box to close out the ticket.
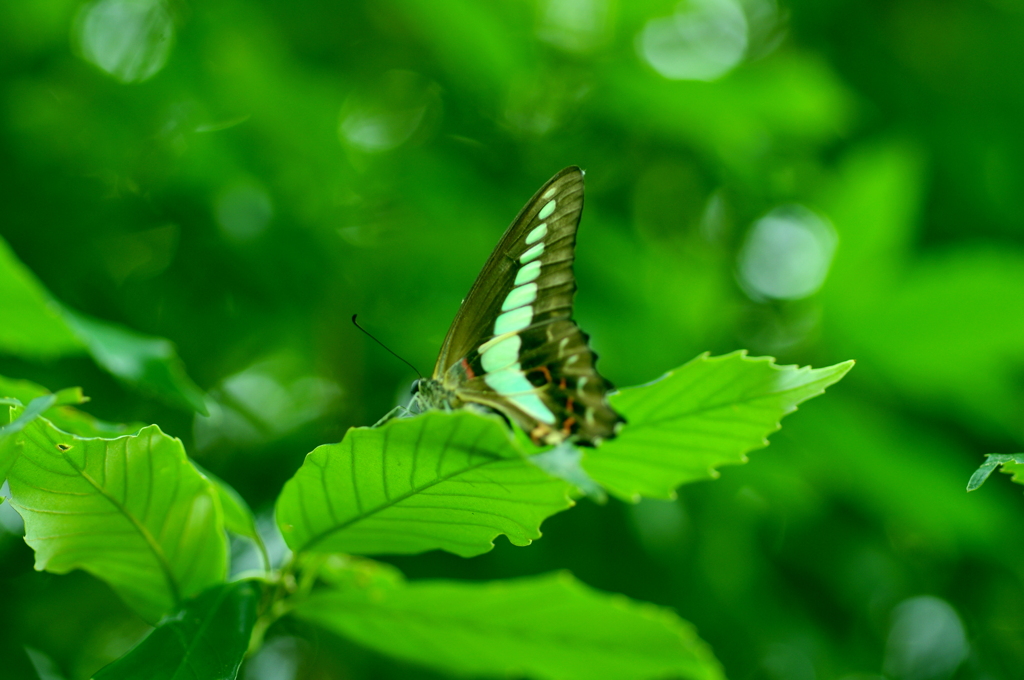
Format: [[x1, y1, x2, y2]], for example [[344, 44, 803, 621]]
[[351, 315, 424, 380]]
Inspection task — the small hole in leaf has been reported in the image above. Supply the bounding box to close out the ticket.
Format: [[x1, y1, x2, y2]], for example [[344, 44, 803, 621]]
[[56, 444, 71, 452]]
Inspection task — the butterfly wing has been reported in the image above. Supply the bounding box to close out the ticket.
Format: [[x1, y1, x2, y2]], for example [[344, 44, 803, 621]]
[[433, 166, 624, 446]]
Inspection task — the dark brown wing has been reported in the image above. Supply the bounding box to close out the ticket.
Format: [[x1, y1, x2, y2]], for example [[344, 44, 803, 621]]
[[434, 166, 624, 446], [433, 167, 584, 375]]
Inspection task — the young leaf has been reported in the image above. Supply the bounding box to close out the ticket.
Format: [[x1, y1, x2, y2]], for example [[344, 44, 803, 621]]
[[293, 571, 724, 680], [5, 418, 228, 621], [0, 374, 144, 438], [192, 461, 260, 543], [191, 460, 269, 571], [968, 453, 1024, 491], [0, 387, 89, 479], [276, 411, 574, 558], [586, 352, 854, 500], [92, 580, 261, 680]]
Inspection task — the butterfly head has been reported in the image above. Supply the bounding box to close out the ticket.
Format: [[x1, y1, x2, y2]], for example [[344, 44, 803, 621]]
[[409, 377, 455, 412]]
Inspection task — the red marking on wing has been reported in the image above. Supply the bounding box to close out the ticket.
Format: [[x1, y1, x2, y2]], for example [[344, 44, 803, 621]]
[[562, 416, 577, 436], [561, 396, 578, 435], [460, 358, 476, 379]]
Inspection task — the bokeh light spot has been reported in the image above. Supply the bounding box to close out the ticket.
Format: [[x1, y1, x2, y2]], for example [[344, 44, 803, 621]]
[[194, 356, 343, 452], [884, 596, 967, 680], [339, 70, 441, 153], [75, 0, 174, 84], [638, 0, 748, 82], [536, 0, 612, 54], [215, 183, 273, 243], [243, 636, 301, 680], [737, 204, 837, 300]]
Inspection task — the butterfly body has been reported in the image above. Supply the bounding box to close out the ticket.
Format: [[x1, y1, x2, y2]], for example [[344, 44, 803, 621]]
[[410, 166, 624, 447]]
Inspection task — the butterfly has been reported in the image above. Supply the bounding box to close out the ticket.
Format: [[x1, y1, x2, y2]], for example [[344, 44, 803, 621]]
[[410, 166, 625, 447]]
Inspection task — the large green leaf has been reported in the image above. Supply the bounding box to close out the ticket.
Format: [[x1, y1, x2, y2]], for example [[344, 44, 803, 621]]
[[276, 410, 574, 557], [293, 570, 724, 680], [93, 581, 261, 680], [0, 234, 206, 414], [5, 419, 228, 621], [585, 352, 854, 500]]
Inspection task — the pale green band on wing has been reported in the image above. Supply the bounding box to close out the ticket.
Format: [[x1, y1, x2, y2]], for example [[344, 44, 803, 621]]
[[484, 366, 556, 423], [501, 282, 538, 311], [520, 242, 544, 264], [494, 305, 533, 336], [538, 199, 556, 220], [480, 334, 521, 373], [525, 223, 548, 245], [515, 261, 542, 285]]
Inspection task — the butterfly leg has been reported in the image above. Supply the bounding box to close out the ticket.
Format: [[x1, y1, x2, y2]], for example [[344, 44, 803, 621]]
[[372, 403, 414, 428]]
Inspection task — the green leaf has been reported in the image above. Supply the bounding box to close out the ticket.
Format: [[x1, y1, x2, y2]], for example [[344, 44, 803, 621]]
[[293, 571, 724, 680], [585, 352, 854, 501], [0, 401, 17, 483], [5, 419, 228, 621], [59, 307, 208, 415], [191, 460, 268, 570], [0, 374, 143, 439], [967, 453, 1024, 492], [276, 411, 574, 558], [93, 580, 262, 680], [0, 234, 83, 358], [0, 388, 89, 480], [0, 234, 206, 414], [202, 468, 259, 542]]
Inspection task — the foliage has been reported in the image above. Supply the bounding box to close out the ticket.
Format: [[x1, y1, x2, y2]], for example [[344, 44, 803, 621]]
[[3, 0, 1024, 678], [1, 338, 845, 677], [7, 416, 228, 622], [92, 581, 261, 680], [294, 569, 722, 680], [968, 454, 1024, 493]]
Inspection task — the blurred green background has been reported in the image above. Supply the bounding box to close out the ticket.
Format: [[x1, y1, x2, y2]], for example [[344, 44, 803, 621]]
[[2, 0, 1024, 678]]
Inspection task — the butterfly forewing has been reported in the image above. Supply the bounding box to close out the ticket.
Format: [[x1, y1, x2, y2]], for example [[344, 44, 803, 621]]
[[431, 166, 625, 446], [433, 167, 584, 373]]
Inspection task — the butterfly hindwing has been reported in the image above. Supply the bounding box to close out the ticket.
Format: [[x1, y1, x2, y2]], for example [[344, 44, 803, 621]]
[[427, 166, 624, 446], [457, 318, 623, 446]]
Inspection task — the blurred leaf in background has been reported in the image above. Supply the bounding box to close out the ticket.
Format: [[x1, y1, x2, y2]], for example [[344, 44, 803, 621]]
[[2, 0, 1024, 678]]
